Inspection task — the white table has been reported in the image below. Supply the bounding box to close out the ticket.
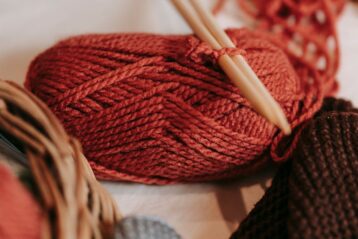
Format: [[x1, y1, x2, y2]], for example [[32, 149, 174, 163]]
[[1, 1, 357, 238]]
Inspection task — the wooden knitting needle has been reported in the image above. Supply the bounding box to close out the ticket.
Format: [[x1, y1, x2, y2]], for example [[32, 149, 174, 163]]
[[188, 0, 291, 134], [171, 0, 291, 134]]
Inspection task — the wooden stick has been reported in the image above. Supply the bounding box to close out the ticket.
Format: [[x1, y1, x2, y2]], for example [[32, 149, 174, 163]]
[[188, 0, 290, 134], [171, 0, 291, 134]]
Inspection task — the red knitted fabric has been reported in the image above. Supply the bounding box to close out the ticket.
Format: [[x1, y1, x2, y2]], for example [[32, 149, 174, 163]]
[[214, 0, 345, 94], [26, 28, 325, 184], [0, 164, 43, 239]]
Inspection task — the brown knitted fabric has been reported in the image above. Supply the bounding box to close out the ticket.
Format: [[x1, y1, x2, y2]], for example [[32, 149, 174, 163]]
[[231, 98, 358, 239]]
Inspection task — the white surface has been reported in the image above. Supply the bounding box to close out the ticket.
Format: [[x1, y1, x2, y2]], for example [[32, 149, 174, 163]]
[[0, 1, 357, 238]]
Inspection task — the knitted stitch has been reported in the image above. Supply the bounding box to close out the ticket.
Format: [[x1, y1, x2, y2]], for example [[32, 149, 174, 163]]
[[214, 0, 345, 94], [115, 216, 181, 239], [230, 98, 358, 239], [26, 28, 324, 184]]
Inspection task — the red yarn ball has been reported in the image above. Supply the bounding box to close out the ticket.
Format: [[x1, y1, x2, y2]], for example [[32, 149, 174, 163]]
[[26, 28, 314, 184]]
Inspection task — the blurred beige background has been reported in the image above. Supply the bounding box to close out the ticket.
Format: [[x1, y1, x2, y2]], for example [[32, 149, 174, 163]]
[[0, 1, 357, 238]]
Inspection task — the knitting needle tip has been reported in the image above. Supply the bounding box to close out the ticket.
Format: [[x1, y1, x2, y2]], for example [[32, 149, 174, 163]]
[[280, 120, 291, 135], [275, 112, 291, 135]]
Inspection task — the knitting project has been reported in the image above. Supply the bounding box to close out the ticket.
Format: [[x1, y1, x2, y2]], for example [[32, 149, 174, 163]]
[[231, 97, 358, 239], [214, 0, 345, 91]]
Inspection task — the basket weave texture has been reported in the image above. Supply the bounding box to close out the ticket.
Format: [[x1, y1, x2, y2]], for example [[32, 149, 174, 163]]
[[0, 80, 120, 239]]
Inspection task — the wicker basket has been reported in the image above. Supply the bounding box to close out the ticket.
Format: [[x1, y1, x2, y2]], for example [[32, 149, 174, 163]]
[[0, 80, 121, 239]]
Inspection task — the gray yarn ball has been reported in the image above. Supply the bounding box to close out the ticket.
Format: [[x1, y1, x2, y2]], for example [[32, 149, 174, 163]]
[[115, 216, 181, 239]]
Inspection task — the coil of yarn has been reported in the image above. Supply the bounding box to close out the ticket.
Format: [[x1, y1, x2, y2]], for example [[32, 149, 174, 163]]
[[26, 28, 325, 184]]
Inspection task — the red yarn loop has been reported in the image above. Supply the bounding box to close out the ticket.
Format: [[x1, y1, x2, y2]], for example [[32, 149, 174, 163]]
[[26, 28, 329, 184], [214, 47, 246, 60], [184, 36, 246, 65]]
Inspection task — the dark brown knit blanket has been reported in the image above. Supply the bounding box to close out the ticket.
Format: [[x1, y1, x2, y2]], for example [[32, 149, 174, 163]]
[[231, 98, 358, 239]]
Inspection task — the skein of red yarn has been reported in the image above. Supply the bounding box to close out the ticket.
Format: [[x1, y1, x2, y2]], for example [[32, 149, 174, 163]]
[[26, 28, 324, 184]]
